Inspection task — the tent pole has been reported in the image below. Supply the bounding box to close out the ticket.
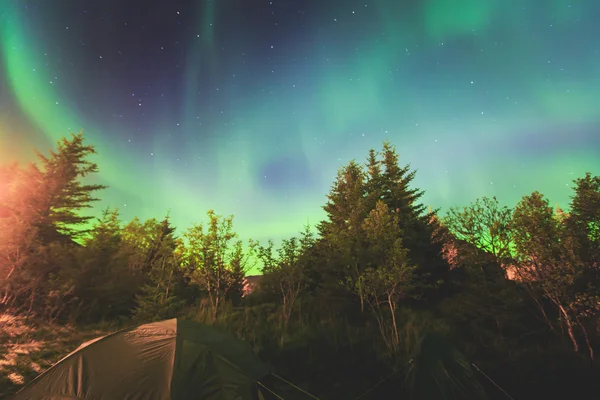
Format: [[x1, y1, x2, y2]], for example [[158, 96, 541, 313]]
[[271, 373, 321, 400], [257, 381, 285, 400], [354, 359, 412, 400]]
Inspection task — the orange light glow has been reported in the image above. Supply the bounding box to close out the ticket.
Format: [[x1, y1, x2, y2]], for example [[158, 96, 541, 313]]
[[0, 204, 11, 218]]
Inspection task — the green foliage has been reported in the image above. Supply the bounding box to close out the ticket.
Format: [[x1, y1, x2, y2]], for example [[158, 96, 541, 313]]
[[34, 132, 107, 239], [132, 282, 184, 322], [3, 134, 600, 400], [179, 210, 251, 321], [63, 208, 134, 321], [132, 216, 186, 322], [444, 196, 513, 267], [510, 190, 599, 360], [569, 173, 600, 249], [356, 201, 419, 354], [313, 142, 449, 313], [512, 192, 578, 302], [256, 227, 314, 331], [566, 174, 600, 321]]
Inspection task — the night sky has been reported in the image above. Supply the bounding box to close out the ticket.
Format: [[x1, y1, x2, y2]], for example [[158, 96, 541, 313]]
[[1, 0, 599, 253]]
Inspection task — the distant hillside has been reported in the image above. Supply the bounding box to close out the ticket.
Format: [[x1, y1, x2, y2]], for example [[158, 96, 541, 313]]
[[242, 275, 263, 296]]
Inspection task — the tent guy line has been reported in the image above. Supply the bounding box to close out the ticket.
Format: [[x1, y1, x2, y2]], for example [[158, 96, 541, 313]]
[[472, 363, 516, 400], [271, 373, 322, 400]]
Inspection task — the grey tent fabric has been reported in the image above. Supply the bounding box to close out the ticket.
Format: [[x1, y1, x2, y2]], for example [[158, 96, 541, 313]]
[[11, 318, 270, 400]]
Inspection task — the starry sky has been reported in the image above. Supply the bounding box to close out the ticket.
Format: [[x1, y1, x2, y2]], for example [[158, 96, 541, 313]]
[[1, 0, 599, 258]]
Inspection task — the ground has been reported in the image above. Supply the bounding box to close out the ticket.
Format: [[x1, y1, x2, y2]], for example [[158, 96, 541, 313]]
[[0, 313, 113, 398]]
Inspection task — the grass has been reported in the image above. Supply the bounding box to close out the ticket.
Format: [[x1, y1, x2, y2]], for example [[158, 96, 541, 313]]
[[0, 313, 114, 398]]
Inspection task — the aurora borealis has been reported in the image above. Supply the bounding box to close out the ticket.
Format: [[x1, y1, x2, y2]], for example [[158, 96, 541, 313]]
[[1, 0, 599, 251]]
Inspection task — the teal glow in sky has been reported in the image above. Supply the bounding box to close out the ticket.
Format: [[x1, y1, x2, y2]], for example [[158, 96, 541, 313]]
[[1, 0, 599, 253]]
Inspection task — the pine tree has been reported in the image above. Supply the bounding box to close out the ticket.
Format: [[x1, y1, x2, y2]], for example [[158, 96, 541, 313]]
[[33, 132, 106, 241], [68, 208, 136, 321], [1, 133, 106, 315], [362, 142, 448, 296], [364, 148, 383, 209], [378, 140, 428, 220], [132, 217, 184, 322], [314, 142, 449, 305], [319, 160, 368, 238], [317, 161, 370, 307]]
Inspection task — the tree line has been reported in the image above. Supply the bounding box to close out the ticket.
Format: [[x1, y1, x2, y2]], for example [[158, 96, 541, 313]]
[[1, 132, 599, 399]]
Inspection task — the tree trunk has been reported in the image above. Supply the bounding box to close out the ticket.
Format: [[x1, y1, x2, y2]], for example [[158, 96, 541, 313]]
[[165, 269, 173, 298], [556, 302, 579, 353], [355, 264, 365, 313], [370, 301, 394, 355], [529, 291, 556, 333], [388, 294, 399, 352], [280, 283, 288, 329], [574, 314, 594, 361], [212, 294, 220, 322]]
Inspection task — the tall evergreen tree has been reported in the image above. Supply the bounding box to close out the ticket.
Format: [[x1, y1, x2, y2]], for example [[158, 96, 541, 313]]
[[319, 160, 368, 238], [378, 141, 428, 219], [368, 142, 448, 294], [314, 142, 449, 306], [317, 161, 370, 305], [132, 216, 184, 322], [0, 134, 106, 315], [33, 132, 106, 241], [67, 208, 135, 321], [364, 148, 383, 208]]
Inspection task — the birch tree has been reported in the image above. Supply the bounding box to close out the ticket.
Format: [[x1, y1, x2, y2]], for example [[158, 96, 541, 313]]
[[181, 210, 250, 322]]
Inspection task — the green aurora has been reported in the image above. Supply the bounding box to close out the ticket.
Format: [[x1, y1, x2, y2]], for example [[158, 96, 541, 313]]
[[1, 1, 599, 271]]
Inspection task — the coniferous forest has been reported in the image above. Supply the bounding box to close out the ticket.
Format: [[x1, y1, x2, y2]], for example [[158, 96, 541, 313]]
[[1, 133, 599, 399]]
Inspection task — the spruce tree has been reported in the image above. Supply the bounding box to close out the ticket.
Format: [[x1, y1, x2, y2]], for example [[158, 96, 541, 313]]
[[132, 217, 184, 322], [317, 161, 370, 305], [315, 141, 450, 306], [0, 133, 106, 315], [33, 132, 106, 241], [71, 208, 135, 321], [374, 141, 447, 284], [319, 160, 368, 238]]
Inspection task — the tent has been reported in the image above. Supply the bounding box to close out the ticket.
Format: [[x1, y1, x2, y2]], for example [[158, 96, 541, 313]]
[[11, 318, 272, 400]]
